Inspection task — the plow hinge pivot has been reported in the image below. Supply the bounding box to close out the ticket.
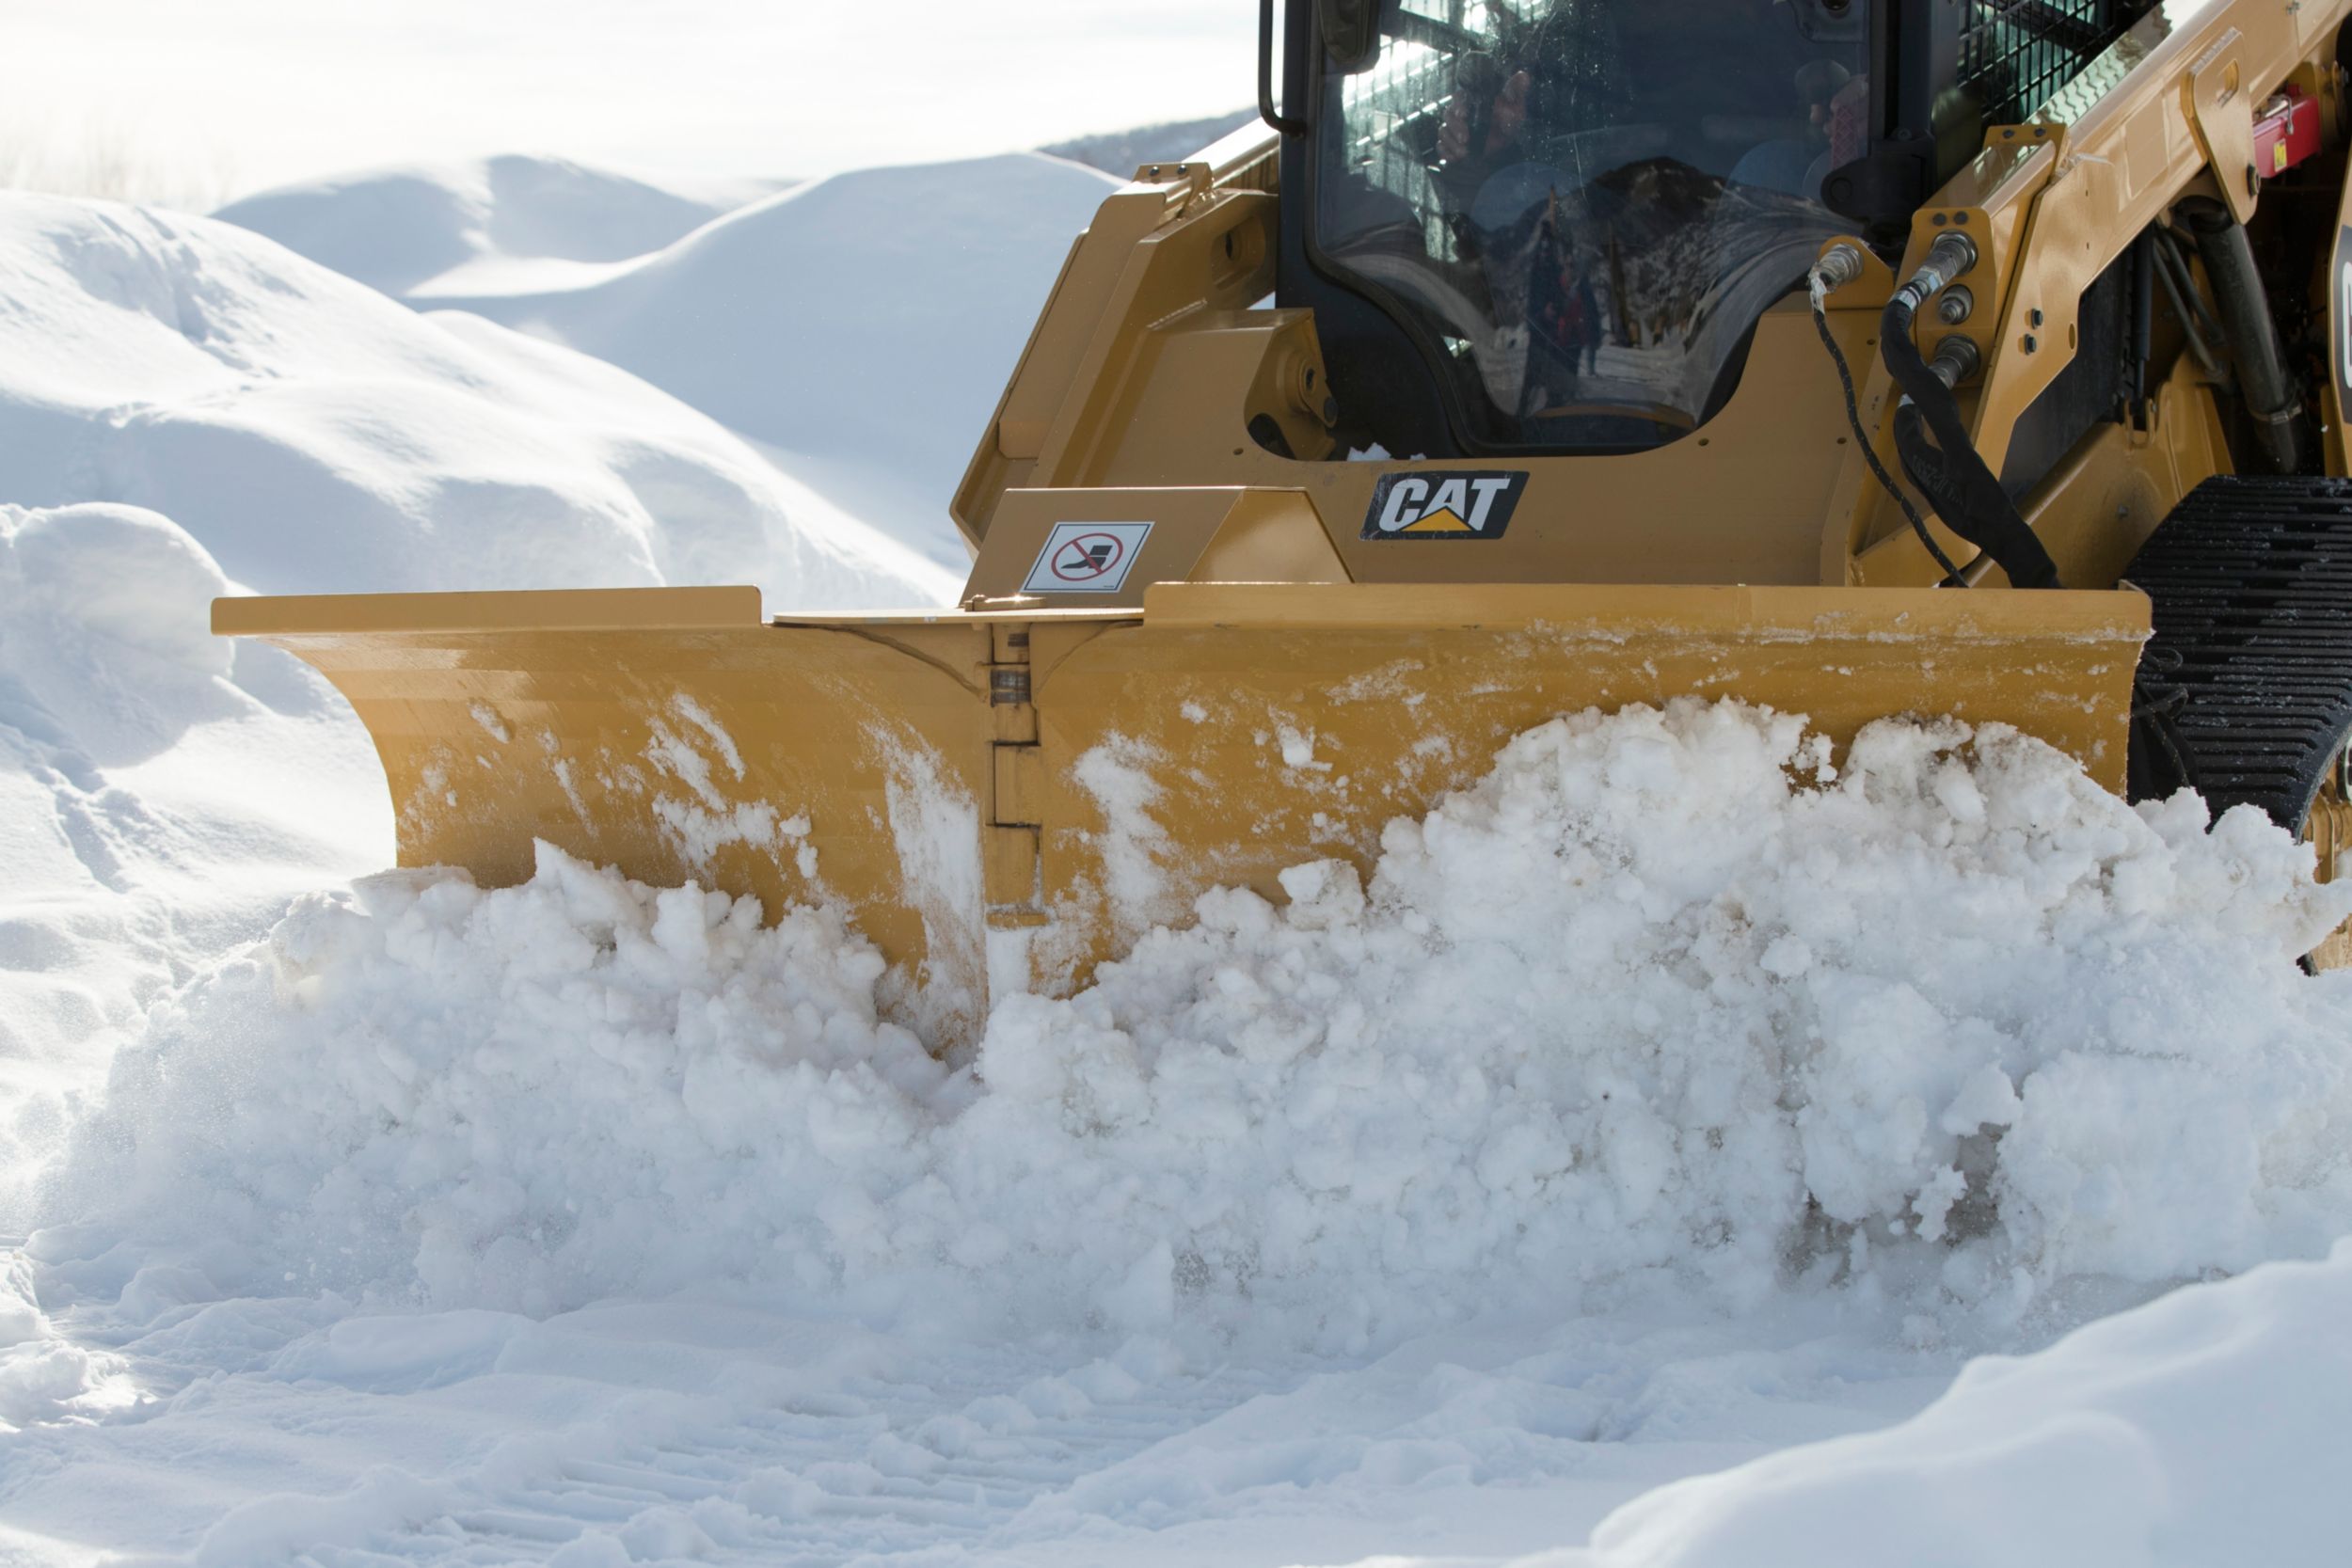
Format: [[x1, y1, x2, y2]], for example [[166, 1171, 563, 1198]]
[[986, 625, 1047, 925]]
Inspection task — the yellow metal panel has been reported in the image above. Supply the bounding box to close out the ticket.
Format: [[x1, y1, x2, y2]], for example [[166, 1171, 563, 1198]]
[[983, 826, 1041, 910], [213, 585, 763, 636], [1017, 581, 2150, 990], [227, 578, 2147, 1040], [1187, 487, 1348, 585], [993, 743, 1045, 826], [247, 606, 998, 1043]]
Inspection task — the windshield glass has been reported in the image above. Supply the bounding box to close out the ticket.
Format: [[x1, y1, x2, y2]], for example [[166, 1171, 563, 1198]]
[[1316, 0, 1867, 450]]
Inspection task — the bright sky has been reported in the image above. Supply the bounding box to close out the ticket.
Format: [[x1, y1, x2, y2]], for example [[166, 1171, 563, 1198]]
[[0, 0, 1261, 202]]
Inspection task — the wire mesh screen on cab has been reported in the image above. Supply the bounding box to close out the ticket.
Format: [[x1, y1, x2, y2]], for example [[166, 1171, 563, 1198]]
[[1961, 1, 2162, 127]]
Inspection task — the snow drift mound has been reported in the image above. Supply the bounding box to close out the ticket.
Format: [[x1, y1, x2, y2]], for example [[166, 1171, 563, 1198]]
[[1575, 1241, 2352, 1568], [35, 703, 2352, 1348], [0, 192, 953, 607], [0, 502, 388, 1177], [215, 155, 773, 298], [410, 154, 1120, 567], [1043, 109, 1258, 176]]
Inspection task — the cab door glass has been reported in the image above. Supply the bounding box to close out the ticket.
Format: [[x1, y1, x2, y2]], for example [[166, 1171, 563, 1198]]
[[1317, 0, 1867, 449]]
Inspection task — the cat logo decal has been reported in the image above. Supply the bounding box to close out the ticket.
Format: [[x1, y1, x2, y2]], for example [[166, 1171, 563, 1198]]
[[1361, 471, 1527, 540]]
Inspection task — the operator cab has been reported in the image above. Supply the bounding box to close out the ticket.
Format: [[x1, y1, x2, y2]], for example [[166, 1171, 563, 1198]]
[[1279, 0, 2161, 460]]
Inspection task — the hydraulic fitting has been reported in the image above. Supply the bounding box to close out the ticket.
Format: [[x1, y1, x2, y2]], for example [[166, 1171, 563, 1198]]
[[1812, 243, 1867, 293], [1929, 335, 1982, 389]]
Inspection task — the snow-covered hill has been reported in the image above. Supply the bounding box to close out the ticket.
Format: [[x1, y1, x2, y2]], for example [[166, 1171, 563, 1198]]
[[212, 155, 781, 298], [1042, 109, 1258, 176], [1, 195, 953, 605], [0, 190, 956, 1184], [226, 153, 1122, 568]]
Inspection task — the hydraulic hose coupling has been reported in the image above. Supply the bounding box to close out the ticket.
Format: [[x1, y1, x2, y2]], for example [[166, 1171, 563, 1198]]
[[1929, 334, 1981, 390], [1897, 231, 1978, 314], [1811, 243, 1867, 300]]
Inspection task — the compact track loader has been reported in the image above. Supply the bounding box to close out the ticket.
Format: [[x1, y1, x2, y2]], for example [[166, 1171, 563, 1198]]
[[222, 0, 2352, 1033]]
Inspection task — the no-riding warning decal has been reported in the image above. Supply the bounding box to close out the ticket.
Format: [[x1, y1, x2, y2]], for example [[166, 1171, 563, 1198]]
[[1022, 521, 1154, 594]]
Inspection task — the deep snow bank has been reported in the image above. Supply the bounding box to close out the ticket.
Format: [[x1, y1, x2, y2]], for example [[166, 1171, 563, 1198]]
[[0, 501, 388, 1168], [0, 192, 954, 607], [37, 703, 2352, 1349], [405, 154, 1120, 566], [1571, 1241, 2352, 1568], [0, 187, 954, 1206], [215, 154, 776, 298]]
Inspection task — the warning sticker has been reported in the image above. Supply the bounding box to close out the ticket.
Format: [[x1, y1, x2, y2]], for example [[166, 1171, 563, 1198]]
[[1022, 521, 1154, 594]]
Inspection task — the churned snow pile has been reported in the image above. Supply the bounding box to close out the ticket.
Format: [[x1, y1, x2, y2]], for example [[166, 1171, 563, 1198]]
[[8, 702, 2352, 1560], [1568, 1241, 2352, 1568], [214, 154, 777, 298], [0, 192, 955, 606], [38, 704, 2352, 1339]]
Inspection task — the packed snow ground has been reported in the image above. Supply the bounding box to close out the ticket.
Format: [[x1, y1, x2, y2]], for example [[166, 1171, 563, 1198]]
[[5, 166, 2352, 1564], [221, 153, 1121, 568]]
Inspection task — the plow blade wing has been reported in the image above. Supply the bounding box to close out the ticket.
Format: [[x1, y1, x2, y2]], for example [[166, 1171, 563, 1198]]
[[217, 581, 2149, 1044]]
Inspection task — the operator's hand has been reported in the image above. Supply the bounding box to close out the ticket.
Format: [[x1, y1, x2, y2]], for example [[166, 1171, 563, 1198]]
[[1439, 100, 1470, 163]]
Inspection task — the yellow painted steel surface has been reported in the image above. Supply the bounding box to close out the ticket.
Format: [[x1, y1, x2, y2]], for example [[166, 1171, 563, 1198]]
[[1018, 583, 2148, 986], [218, 588, 1000, 1042], [220, 581, 2149, 1041]]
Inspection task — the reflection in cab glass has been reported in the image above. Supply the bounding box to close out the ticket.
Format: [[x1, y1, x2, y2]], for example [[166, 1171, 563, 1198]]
[[1317, 0, 1868, 451]]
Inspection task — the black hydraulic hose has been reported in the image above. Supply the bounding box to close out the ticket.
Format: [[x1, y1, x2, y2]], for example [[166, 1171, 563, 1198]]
[[2180, 199, 2306, 474], [1879, 234, 2064, 590], [2154, 227, 2230, 356], [2149, 230, 2233, 388], [1807, 252, 1966, 587]]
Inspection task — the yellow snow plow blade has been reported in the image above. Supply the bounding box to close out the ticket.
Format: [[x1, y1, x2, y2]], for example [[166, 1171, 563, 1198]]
[[216, 580, 2148, 1044]]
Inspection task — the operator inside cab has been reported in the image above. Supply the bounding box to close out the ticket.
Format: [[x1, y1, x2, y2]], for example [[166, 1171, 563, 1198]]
[[1315, 0, 1868, 450]]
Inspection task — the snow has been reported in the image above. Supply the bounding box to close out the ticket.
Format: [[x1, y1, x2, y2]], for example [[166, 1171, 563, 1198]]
[[5, 155, 2352, 1564], [8, 697, 2352, 1560], [0, 192, 955, 606], [0, 499, 388, 1177], [1042, 109, 1259, 177], [0, 187, 955, 1196], [30, 703, 2352, 1337], [227, 154, 1122, 568], [1567, 1241, 2352, 1568], [212, 155, 779, 298]]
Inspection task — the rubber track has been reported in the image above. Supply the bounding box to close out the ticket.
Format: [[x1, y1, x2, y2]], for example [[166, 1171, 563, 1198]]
[[2122, 474, 2352, 825]]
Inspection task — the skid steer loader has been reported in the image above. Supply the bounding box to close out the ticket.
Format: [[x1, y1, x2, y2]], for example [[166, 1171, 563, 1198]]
[[220, 0, 2352, 1036]]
